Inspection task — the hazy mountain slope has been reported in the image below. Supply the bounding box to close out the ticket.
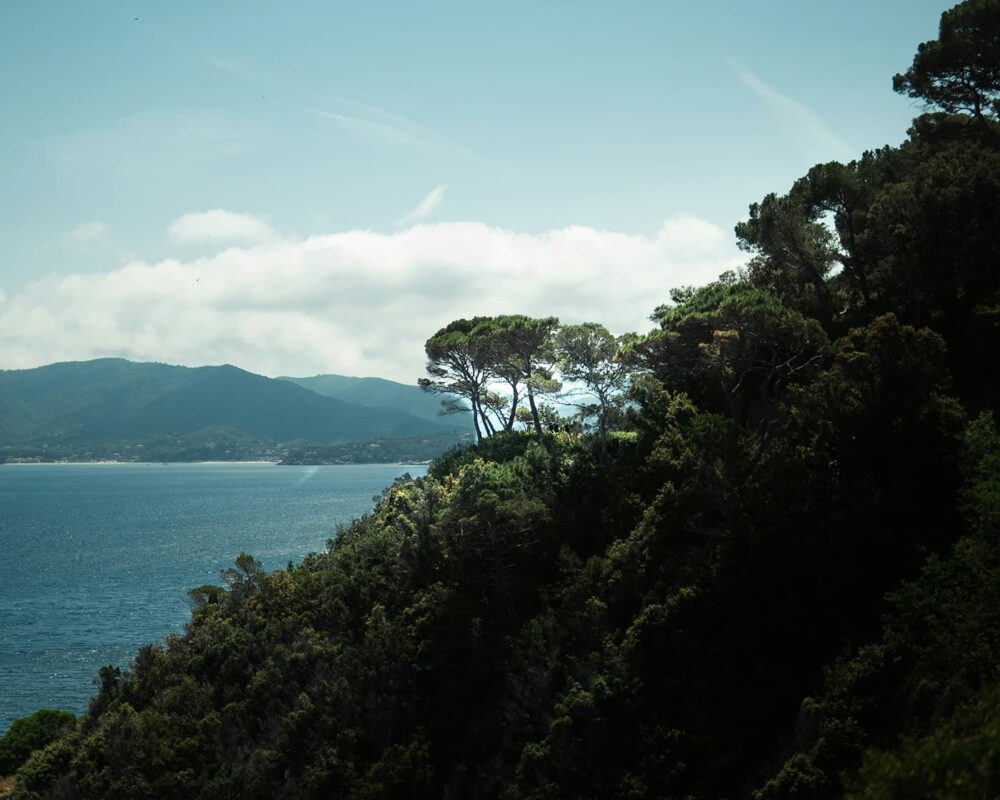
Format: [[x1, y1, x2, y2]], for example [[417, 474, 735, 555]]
[[279, 373, 467, 426], [119, 365, 446, 441], [0, 359, 191, 440], [0, 359, 457, 447]]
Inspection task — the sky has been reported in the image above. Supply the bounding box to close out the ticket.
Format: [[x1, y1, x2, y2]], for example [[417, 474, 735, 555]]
[[0, 0, 947, 382]]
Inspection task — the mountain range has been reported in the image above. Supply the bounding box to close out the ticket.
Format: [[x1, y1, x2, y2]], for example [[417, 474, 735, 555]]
[[277, 374, 454, 424], [0, 359, 467, 462]]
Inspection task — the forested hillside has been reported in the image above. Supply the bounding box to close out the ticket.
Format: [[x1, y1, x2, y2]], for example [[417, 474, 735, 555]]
[[278, 374, 470, 428], [6, 2, 1000, 797], [0, 359, 462, 462]]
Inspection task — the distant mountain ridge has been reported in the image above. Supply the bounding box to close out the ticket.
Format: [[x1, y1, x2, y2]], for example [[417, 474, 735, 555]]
[[0, 359, 464, 461], [278, 373, 469, 427]]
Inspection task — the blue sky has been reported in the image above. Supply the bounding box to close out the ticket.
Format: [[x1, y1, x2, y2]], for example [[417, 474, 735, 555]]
[[0, 1, 947, 380]]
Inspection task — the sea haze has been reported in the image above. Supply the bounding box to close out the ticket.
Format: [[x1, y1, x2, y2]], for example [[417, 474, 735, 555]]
[[0, 462, 427, 734]]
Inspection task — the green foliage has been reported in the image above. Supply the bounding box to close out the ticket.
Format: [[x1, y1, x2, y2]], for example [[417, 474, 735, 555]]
[[848, 685, 1000, 799], [427, 430, 542, 480], [420, 315, 563, 440], [420, 316, 496, 441], [555, 323, 632, 452], [634, 286, 829, 469], [756, 413, 1000, 799], [893, 0, 1000, 118], [14, 6, 1000, 797], [0, 710, 75, 777], [736, 191, 839, 327]]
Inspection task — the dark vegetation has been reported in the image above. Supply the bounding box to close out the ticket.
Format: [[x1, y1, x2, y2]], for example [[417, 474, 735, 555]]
[[0, 713, 74, 779], [0, 360, 464, 463], [8, 2, 1000, 796]]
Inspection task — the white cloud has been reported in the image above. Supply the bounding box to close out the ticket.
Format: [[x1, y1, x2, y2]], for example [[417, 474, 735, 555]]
[[396, 185, 447, 226], [0, 216, 743, 383], [167, 210, 278, 246], [729, 60, 854, 163], [68, 222, 111, 243]]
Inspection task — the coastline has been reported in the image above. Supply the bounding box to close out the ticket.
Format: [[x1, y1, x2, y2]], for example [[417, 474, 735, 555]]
[[0, 460, 281, 466], [0, 460, 427, 467]]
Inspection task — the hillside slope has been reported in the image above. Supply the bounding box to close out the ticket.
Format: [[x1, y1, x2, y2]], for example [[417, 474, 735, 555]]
[[0, 359, 461, 454], [279, 373, 468, 427]]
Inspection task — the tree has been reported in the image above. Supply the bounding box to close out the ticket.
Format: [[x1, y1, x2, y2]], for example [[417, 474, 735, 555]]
[[476, 322, 525, 433], [421, 316, 563, 439], [0, 710, 75, 776], [787, 158, 892, 314], [735, 191, 840, 330], [555, 323, 632, 454], [487, 315, 561, 436], [220, 552, 264, 598], [893, 0, 1000, 119], [641, 284, 828, 422], [420, 318, 495, 441], [634, 285, 828, 478]]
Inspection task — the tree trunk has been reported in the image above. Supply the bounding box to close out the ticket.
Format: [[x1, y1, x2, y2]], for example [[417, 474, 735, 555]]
[[482, 406, 497, 437], [526, 383, 543, 436], [505, 384, 520, 431], [597, 389, 609, 459], [470, 398, 483, 442]]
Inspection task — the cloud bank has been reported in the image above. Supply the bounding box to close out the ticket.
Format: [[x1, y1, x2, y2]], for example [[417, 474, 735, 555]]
[[0, 216, 742, 383]]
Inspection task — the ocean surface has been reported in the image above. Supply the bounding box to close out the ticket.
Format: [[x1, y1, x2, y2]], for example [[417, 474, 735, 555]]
[[0, 462, 427, 735]]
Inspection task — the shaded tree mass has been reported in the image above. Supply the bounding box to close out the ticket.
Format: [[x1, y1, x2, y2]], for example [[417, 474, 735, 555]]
[[8, 1, 1000, 797]]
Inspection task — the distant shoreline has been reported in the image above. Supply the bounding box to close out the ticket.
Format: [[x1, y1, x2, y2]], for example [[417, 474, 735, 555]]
[[0, 460, 280, 466], [0, 460, 429, 467]]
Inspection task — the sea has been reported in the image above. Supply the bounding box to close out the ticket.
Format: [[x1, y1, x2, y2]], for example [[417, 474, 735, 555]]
[[0, 462, 427, 735]]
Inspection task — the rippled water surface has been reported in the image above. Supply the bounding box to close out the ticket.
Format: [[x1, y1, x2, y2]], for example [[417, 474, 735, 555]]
[[0, 462, 426, 734]]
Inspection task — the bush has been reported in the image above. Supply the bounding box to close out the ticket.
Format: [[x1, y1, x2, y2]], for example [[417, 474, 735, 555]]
[[0, 710, 75, 776]]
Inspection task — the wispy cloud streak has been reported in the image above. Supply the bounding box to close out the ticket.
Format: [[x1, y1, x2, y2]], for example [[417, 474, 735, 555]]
[[729, 60, 854, 163], [306, 108, 434, 147], [396, 185, 447, 226], [205, 55, 502, 166], [309, 93, 447, 148], [207, 56, 447, 149]]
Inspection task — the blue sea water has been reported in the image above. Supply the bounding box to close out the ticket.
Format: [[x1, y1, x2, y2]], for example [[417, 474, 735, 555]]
[[0, 462, 427, 735]]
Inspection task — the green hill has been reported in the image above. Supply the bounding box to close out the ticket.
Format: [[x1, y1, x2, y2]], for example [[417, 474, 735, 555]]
[[0, 359, 464, 461], [279, 373, 470, 428]]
